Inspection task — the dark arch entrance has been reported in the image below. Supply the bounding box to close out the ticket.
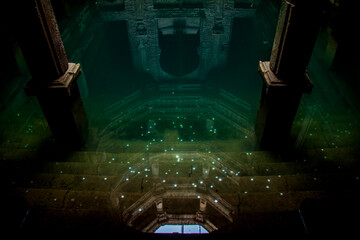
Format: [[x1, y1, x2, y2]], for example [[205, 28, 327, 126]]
[[159, 20, 200, 77]]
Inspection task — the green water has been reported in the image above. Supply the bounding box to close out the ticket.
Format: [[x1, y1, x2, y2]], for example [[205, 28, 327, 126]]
[[1, 0, 360, 235], [2, 0, 358, 153]]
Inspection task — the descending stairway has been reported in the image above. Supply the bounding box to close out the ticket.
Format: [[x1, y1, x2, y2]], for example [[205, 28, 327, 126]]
[[1, 143, 359, 237]]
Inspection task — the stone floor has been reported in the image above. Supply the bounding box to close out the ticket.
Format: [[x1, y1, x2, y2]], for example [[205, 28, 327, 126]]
[[2, 138, 360, 237]]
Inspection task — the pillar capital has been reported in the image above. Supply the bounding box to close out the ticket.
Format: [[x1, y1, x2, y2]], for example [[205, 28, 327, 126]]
[[259, 61, 313, 95], [24, 63, 81, 97]]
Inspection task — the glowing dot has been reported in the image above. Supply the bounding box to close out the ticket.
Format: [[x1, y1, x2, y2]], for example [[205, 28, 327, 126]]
[[214, 199, 218, 203], [121, 195, 125, 198], [139, 208, 142, 212], [104, 177, 107, 180]]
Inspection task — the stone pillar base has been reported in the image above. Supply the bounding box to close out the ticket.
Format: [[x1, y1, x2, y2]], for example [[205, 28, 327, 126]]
[[255, 61, 313, 151], [25, 63, 89, 150]]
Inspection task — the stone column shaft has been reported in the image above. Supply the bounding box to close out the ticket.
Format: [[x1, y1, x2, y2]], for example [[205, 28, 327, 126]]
[[255, 0, 324, 151], [15, 0, 88, 149]]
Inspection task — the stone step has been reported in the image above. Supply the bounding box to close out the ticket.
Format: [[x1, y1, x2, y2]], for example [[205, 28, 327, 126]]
[[2, 148, 358, 182], [8, 186, 335, 215], [6, 171, 359, 196]]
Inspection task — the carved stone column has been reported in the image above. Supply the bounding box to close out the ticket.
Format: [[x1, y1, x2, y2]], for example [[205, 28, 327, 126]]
[[14, 0, 88, 149], [255, 0, 324, 151]]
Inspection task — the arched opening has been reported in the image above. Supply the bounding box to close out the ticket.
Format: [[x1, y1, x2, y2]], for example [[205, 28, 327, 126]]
[[159, 18, 200, 77], [154, 224, 209, 234]]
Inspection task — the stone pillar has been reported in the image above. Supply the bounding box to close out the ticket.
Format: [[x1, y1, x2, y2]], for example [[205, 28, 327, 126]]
[[15, 0, 88, 149], [255, 0, 324, 151], [155, 198, 168, 223]]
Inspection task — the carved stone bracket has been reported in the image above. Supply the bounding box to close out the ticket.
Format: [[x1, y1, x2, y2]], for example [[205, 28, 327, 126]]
[[258, 61, 313, 95], [25, 63, 81, 97]]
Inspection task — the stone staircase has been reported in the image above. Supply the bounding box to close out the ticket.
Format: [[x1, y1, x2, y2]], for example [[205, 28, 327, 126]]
[[2, 144, 359, 237]]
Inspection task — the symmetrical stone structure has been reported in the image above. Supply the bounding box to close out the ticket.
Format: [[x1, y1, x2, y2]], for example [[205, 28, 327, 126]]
[[97, 0, 261, 81]]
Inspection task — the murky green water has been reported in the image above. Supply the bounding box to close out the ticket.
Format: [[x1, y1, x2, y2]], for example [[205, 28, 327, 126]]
[[2, 0, 358, 153], [1, 0, 360, 234]]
